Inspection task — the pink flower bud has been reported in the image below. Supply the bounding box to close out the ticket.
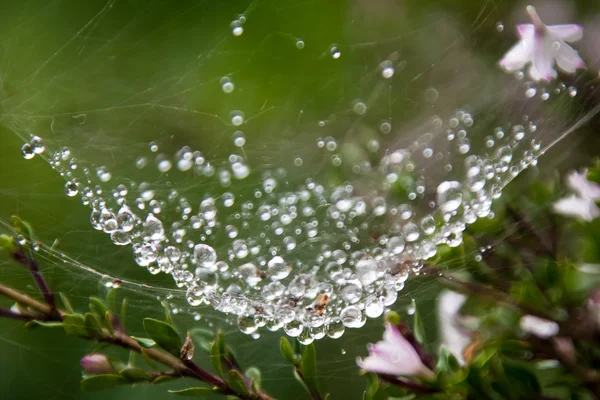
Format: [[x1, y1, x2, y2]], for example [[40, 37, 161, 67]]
[[80, 354, 114, 375]]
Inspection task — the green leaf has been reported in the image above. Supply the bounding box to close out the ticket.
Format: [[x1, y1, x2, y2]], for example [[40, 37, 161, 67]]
[[63, 314, 88, 337], [228, 370, 249, 396], [364, 373, 379, 400], [190, 328, 214, 352], [59, 293, 75, 314], [301, 343, 318, 393], [120, 297, 128, 331], [119, 367, 149, 382], [245, 367, 261, 390], [292, 367, 312, 397], [12, 216, 35, 241], [106, 287, 119, 313], [132, 336, 157, 348], [169, 387, 219, 396], [104, 310, 115, 332], [80, 374, 127, 392], [412, 304, 425, 345], [143, 318, 182, 357], [279, 337, 297, 365], [210, 334, 224, 377], [84, 312, 103, 337], [90, 297, 108, 319], [0, 234, 15, 253], [161, 299, 174, 326]]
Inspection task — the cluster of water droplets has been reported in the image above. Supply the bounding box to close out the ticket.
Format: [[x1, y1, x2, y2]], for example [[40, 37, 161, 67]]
[[20, 96, 551, 343]]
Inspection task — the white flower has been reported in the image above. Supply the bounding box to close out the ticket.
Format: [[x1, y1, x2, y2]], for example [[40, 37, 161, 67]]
[[357, 323, 434, 379], [438, 291, 474, 366], [499, 5, 585, 81], [553, 171, 600, 221], [519, 315, 559, 339]]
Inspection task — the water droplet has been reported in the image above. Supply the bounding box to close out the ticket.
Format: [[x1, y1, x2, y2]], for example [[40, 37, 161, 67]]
[[329, 45, 341, 59], [64, 181, 78, 197], [221, 77, 235, 93]]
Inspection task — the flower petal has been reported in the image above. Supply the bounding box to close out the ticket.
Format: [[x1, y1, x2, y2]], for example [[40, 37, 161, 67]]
[[519, 315, 559, 339], [531, 36, 556, 81], [438, 291, 471, 365], [517, 24, 535, 39], [553, 195, 600, 222], [499, 39, 534, 72], [357, 354, 411, 376], [567, 171, 600, 199], [554, 42, 586, 73], [357, 323, 433, 378], [547, 24, 583, 42]]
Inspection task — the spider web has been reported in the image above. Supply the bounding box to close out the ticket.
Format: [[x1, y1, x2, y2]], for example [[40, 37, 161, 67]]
[[0, 0, 599, 399]]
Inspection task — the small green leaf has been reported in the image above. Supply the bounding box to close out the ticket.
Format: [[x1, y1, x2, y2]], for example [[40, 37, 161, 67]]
[[0, 234, 15, 253], [143, 318, 182, 357], [59, 293, 75, 314], [245, 367, 261, 390], [228, 370, 249, 396], [90, 297, 108, 319], [132, 336, 157, 348], [190, 328, 214, 352], [106, 287, 119, 313], [119, 367, 149, 382], [12, 216, 35, 241], [161, 299, 174, 326], [412, 304, 425, 345], [364, 373, 379, 400], [301, 343, 318, 393], [84, 312, 103, 337], [63, 314, 88, 337], [120, 297, 128, 331], [292, 367, 312, 396], [280, 337, 297, 365], [210, 334, 224, 377], [169, 387, 218, 396], [104, 311, 115, 332], [80, 374, 127, 392]]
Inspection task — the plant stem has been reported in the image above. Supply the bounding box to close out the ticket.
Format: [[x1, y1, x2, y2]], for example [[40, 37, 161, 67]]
[[11, 245, 57, 312], [0, 307, 36, 321], [0, 280, 268, 400], [0, 282, 63, 317]]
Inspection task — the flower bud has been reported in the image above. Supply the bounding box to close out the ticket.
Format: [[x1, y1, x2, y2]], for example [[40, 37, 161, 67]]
[[80, 354, 114, 375]]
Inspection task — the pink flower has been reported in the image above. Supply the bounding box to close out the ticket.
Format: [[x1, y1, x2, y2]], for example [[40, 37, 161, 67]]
[[357, 323, 434, 379], [80, 354, 114, 375], [553, 171, 600, 221], [499, 5, 585, 81]]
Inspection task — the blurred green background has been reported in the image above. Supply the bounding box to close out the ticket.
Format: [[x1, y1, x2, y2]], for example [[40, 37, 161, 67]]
[[1, 0, 600, 399]]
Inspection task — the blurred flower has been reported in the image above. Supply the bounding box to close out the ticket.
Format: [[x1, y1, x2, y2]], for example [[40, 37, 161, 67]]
[[357, 323, 434, 379], [553, 171, 600, 221], [438, 291, 475, 365], [519, 315, 559, 338], [499, 5, 585, 81], [80, 354, 114, 375]]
